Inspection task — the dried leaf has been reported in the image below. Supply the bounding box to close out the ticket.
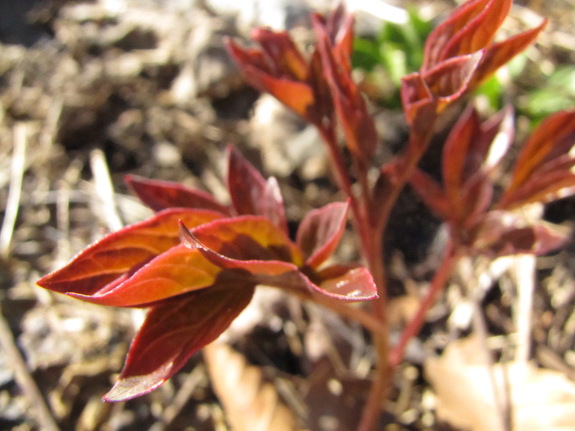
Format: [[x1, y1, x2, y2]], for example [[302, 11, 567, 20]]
[[204, 344, 302, 431], [426, 336, 575, 431]]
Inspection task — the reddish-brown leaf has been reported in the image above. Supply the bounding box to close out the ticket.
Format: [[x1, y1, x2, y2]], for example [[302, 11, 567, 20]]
[[180, 220, 377, 301], [439, 0, 510, 63], [226, 39, 315, 119], [324, 4, 354, 72], [251, 28, 308, 81], [400, 73, 436, 127], [103, 284, 255, 402], [314, 19, 377, 163], [37, 209, 222, 298], [296, 201, 348, 269], [126, 175, 230, 214], [67, 245, 223, 306], [184, 216, 302, 265], [442, 106, 483, 203], [439, 105, 513, 223], [500, 110, 575, 208], [469, 20, 547, 89], [423, 51, 484, 101], [227, 146, 288, 233], [421, 0, 511, 71], [409, 169, 452, 221], [314, 265, 378, 301]]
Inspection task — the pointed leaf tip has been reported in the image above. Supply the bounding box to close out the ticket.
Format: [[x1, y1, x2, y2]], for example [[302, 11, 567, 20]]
[[297, 201, 349, 268], [103, 285, 255, 401], [126, 175, 229, 214]]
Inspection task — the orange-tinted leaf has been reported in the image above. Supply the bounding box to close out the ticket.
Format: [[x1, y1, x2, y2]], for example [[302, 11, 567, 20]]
[[37, 209, 222, 299], [227, 146, 287, 233], [180, 220, 376, 301], [296, 201, 348, 268], [501, 110, 575, 208], [251, 28, 308, 81], [501, 172, 575, 209], [423, 0, 493, 70], [126, 175, 230, 214], [469, 20, 547, 89], [184, 216, 302, 265], [439, 0, 510, 63], [68, 245, 223, 306], [103, 284, 255, 401], [226, 39, 315, 119]]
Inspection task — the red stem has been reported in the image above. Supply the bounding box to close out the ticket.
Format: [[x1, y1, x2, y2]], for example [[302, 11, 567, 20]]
[[390, 238, 459, 366], [317, 119, 437, 431]]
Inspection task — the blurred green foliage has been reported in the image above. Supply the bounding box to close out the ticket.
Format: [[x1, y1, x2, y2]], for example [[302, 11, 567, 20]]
[[523, 66, 575, 122], [352, 8, 432, 107]]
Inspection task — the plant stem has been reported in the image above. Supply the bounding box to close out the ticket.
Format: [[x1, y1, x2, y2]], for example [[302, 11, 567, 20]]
[[318, 120, 437, 430], [389, 238, 458, 366], [355, 128, 437, 430]]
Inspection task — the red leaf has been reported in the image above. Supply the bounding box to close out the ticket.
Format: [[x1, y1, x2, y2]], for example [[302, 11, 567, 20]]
[[37, 209, 222, 298], [126, 175, 230, 214], [227, 146, 288, 233], [103, 284, 255, 401], [68, 245, 222, 306], [296, 201, 349, 268], [315, 265, 378, 301]]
